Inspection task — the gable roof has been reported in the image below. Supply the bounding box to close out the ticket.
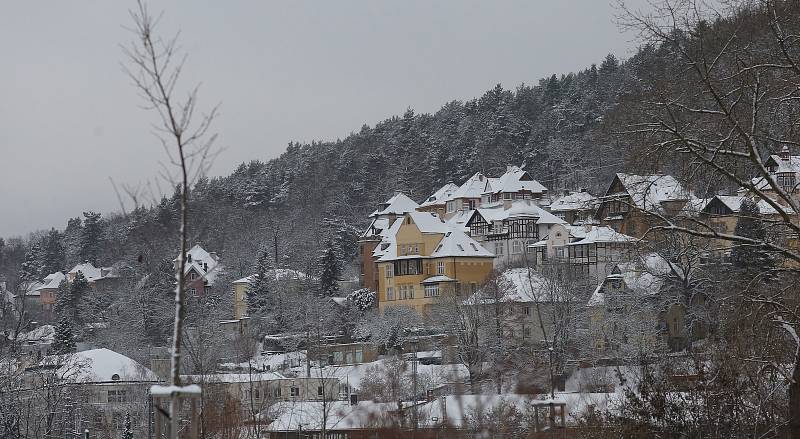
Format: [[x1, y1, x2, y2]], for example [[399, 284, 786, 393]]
[[68, 263, 117, 283], [450, 172, 491, 200], [706, 195, 796, 215], [549, 191, 598, 212], [607, 173, 691, 211], [484, 166, 548, 195], [419, 183, 459, 208], [565, 226, 637, 246], [377, 213, 493, 261], [179, 244, 223, 285], [36, 272, 66, 291], [468, 200, 566, 226], [369, 192, 419, 218]]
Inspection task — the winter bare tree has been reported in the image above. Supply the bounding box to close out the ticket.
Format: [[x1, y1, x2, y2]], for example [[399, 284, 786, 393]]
[[123, 0, 218, 436]]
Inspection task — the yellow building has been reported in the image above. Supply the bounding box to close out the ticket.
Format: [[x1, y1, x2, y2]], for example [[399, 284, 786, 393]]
[[377, 211, 495, 315], [232, 269, 316, 319]]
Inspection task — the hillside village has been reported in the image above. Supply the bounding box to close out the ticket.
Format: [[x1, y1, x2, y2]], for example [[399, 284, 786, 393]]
[[4, 1, 800, 438], [3, 153, 800, 437]]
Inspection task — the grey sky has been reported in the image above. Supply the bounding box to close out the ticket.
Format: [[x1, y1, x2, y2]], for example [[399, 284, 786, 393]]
[[0, 1, 649, 238]]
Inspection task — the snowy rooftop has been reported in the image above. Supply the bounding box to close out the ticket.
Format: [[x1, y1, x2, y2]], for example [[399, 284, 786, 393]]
[[415, 392, 620, 428], [474, 200, 566, 225], [234, 268, 317, 284], [611, 173, 691, 211], [465, 268, 568, 304], [419, 182, 459, 208], [178, 244, 223, 285], [484, 166, 548, 195], [705, 195, 796, 215], [35, 272, 66, 291], [565, 226, 637, 246], [68, 263, 117, 283], [44, 348, 160, 383], [264, 400, 397, 432], [450, 172, 491, 200], [588, 253, 673, 307], [369, 192, 419, 218], [429, 229, 494, 259], [549, 191, 598, 212]]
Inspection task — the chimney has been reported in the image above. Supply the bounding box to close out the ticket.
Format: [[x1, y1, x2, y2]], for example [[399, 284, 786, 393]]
[[203, 262, 208, 272], [781, 144, 791, 161]]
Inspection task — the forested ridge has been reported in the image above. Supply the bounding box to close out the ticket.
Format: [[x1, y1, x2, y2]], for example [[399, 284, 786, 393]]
[[0, 48, 653, 290]]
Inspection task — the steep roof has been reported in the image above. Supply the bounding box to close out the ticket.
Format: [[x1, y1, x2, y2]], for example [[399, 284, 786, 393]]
[[36, 272, 65, 291], [429, 229, 494, 258], [610, 173, 691, 211], [377, 213, 493, 261], [471, 200, 566, 225], [450, 172, 491, 200], [549, 191, 598, 212], [484, 166, 548, 195], [180, 244, 223, 285], [369, 192, 419, 218], [588, 253, 672, 307], [419, 183, 459, 208]]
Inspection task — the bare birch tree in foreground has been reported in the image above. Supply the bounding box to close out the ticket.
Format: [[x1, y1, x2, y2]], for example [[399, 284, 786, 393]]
[[122, 1, 218, 436]]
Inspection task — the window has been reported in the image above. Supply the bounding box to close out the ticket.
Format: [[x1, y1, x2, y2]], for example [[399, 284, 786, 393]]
[[108, 390, 128, 404], [523, 326, 532, 338], [290, 387, 300, 397], [523, 306, 531, 316], [413, 243, 419, 254], [386, 287, 395, 301], [190, 288, 197, 297], [190, 272, 197, 280], [385, 264, 394, 278], [255, 388, 261, 400], [437, 261, 445, 275], [556, 247, 564, 259], [503, 192, 512, 200], [355, 349, 364, 363], [512, 241, 523, 254], [318, 386, 324, 396], [334, 351, 344, 363], [274, 387, 282, 398], [468, 199, 477, 210], [424, 284, 440, 297], [495, 243, 504, 255]]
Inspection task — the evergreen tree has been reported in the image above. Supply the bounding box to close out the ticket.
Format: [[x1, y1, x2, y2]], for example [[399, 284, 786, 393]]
[[40, 228, 65, 275], [19, 243, 44, 283], [53, 316, 76, 354], [317, 240, 341, 297], [80, 211, 104, 264], [54, 279, 72, 318], [731, 199, 771, 272], [122, 413, 133, 439], [246, 248, 274, 315]]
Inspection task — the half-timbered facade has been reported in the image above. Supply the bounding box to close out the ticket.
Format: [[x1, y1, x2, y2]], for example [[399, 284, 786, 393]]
[[465, 200, 565, 268]]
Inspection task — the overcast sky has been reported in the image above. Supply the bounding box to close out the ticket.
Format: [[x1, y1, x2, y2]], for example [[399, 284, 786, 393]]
[[0, 1, 650, 238]]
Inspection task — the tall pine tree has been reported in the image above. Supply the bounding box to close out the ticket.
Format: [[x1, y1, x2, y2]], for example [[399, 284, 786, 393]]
[[731, 199, 771, 273], [246, 248, 274, 316], [317, 240, 341, 297], [53, 316, 76, 354], [80, 211, 103, 264]]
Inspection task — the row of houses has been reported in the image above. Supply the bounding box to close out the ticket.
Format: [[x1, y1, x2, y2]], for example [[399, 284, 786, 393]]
[[358, 152, 800, 352]]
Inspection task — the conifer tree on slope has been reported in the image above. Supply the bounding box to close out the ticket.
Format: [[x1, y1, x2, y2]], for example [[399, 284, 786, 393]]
[[317, 240, 341, 297], [53, 315, 76, 354], [40, 228, 65, 276], [730, 199, 771, 273], [19, 243, 44, 284], [247, 248, 274, 317], [80, 211, 103, 265]]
